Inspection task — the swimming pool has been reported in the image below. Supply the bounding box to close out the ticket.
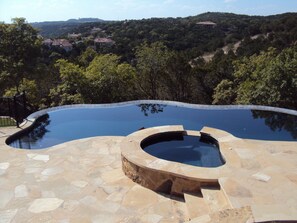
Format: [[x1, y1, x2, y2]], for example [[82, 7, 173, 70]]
[[7, 101, 297, 149]]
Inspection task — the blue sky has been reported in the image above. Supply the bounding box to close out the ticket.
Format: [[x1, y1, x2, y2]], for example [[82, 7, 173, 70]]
[[0, 0, 296, 23]]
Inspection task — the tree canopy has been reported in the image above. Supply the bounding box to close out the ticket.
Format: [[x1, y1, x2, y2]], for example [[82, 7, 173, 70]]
[[1, 13, 297, 111], [0, 18, 40, 94], [213, 46, 297, 109]]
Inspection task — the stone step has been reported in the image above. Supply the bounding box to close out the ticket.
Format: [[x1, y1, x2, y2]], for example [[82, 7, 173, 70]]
[[200, 186, 232, 213], [184, 192, 210, 220]]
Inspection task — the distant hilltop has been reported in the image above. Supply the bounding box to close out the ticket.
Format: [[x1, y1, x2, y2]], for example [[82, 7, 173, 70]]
[[66, 18, 105, 23], [31, 18, 105, 27]]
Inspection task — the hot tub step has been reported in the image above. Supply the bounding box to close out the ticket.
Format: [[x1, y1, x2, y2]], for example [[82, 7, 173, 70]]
[[184, 192, 210, 220], [200, 186, 232, 213]]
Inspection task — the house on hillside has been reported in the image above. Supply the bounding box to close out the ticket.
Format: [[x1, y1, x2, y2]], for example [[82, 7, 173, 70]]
[[42, 39, 53, 46], [68, 33, 82, 40], [196, 21, 217, 28], [94, 37, 115, 46], [52, 39, 73, 52]]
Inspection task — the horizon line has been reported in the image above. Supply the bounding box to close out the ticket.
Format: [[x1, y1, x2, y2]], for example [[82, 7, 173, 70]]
[[2, 11, 297, 24]]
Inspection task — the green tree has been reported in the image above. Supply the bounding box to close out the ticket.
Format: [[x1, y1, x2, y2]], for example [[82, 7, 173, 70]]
[[163, 52, 194, 102], [85, 54, 137, 102], [4, 78, 38, 107], [0, 18, 41, 93], [213, 46, 297, 109], [115, 63, 138, 101], [212, 79, 236, 105], [85, 54, 119, 102], [78, 47, 97, 67], [135, 42, 172, 99], [49, 59, 86, 106]]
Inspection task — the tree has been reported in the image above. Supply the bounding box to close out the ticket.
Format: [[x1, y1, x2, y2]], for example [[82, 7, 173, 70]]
[[85, 54, 137, 102], [0, 18, 41, 94], [213, 46, 297, 109], [135, 42, 172, 99], [163, 52, 194, 102], [78, 47, 97, 67], [49, 59, 86, 106], [212, 79, 236, 105], [115, 63, 138, 101], [85, 54, 119, 102], [235, 47, 297, 108], [4, 78, 38, 107]]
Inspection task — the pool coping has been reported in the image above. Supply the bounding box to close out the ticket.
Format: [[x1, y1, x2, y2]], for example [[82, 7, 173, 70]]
[[27, 101, 297, 121]]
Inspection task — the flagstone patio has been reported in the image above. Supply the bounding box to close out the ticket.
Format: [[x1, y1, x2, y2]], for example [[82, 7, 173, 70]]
[[0, 124, 297, 223]]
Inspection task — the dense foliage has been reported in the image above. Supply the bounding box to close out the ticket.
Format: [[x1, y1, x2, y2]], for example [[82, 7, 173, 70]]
[[1, 12, 297, 111], [213, 47, 297, 108]]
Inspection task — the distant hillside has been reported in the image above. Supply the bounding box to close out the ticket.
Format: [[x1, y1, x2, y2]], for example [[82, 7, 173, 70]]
[[67, 12, 297, 61], [34, 12, 297, 61], [31, 18, 105, 37]]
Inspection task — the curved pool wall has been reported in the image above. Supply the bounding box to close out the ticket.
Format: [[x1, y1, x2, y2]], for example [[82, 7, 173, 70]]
[[121, 126, 225, 196], [6, 100, 297, 149]]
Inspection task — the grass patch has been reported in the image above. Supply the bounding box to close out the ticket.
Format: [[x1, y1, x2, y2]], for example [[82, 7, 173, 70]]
[[0, 116, 16, 127]]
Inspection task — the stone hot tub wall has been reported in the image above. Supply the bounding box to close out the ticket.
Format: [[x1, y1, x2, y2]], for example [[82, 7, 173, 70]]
[[120, 125, 231, 196]]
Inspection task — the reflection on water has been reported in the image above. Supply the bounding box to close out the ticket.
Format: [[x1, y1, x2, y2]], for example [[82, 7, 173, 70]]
[[29, 114, 51, 141], [138, 104, 166, 116], [10, 114, 51, 149], [252, 111, 297, 139]]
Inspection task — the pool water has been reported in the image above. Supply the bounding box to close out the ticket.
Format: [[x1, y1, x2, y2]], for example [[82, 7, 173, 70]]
[[142, 134, 225, 168], [8, 103, 297, 149]]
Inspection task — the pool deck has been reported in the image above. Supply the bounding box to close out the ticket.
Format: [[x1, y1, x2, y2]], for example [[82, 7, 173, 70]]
[[1, 124, 297, 222]]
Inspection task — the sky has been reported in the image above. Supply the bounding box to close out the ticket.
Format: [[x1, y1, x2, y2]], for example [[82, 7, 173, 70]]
[[0, 0, 297, 23]]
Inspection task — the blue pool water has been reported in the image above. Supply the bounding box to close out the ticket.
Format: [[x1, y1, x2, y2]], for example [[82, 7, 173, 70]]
[[142, 134, 225, 167], [7, 102, 297, 149]]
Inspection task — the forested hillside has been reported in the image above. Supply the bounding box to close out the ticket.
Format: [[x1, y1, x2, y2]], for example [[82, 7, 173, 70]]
[[31, 18, 105, 38], [0, 12, 297, 111]]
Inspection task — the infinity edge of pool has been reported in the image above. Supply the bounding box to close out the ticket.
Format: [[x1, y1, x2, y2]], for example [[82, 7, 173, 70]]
[[5, 100, 297, 149]]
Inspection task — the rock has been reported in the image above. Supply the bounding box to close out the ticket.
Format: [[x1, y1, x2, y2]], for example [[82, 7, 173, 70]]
[[252, 172, 271, 182], [0, 190, 13, 209], [41, 167, 64, 176], [71, 181, 88, 188], [0, 162, 10, 170], [27, 153, 49, 162], [28, 198, 64, 213], [0, 209, 18, 223], [14, 184, 28, 198]]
